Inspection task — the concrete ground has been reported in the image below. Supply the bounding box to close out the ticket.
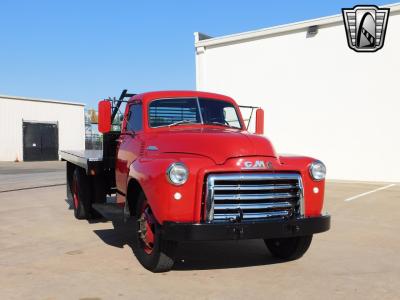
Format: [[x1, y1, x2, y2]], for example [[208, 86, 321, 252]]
[[0, 162, 399, 300]]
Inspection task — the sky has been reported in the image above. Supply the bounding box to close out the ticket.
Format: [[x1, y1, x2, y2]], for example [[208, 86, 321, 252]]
[[0, 0, 393, 108]]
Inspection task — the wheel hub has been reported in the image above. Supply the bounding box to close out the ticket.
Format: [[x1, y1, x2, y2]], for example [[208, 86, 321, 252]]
[[138, 207, 155, 254], [72, 180, 79, 208]]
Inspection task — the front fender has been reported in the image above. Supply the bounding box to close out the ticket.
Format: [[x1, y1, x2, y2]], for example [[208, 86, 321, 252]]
[[128, 153, 215, 224]]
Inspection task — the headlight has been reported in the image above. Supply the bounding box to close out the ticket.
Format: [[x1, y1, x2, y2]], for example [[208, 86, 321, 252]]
[[309, 161, 326, 181], [166, 162, 189, 185]]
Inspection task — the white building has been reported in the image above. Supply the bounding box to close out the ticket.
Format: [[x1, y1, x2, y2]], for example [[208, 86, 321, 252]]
[[194, 3, 400, 182], [0, 95, 85, 161]]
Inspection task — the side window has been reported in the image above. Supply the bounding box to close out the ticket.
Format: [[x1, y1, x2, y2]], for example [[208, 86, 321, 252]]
[[126, 103, 143, 132]]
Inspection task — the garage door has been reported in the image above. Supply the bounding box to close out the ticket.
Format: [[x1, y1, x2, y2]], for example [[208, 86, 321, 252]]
[[23, 122, 59, 161]]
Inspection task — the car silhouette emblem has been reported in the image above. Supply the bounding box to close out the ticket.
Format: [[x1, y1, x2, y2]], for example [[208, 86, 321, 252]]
[[342, 5, 390, 52]]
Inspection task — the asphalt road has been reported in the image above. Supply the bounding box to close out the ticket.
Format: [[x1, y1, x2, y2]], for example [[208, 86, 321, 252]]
[[0, 162, 399, 300], [0, 161, 65, 192]]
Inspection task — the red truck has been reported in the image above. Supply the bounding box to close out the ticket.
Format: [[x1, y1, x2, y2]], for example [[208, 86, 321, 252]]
[[60, 89, 330, 272]]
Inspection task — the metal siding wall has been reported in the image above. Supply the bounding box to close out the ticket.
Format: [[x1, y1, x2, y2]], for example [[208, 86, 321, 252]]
[[0, 99, 19, 161], [196, 13, 400, 182], [0, 98, 85, 161]]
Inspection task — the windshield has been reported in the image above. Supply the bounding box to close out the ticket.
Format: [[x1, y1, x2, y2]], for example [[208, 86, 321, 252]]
[[148, 98, 242, 129]]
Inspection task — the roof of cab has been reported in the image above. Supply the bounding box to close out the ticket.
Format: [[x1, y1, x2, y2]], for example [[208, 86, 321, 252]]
[[131, 90, 236, 104]]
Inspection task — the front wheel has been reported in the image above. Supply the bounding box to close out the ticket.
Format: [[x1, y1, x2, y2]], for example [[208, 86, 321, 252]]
[[264, 235, 313, 260], [133, 193, 177, 272]]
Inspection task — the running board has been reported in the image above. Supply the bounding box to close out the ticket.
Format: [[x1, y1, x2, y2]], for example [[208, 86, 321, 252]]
[[92, 203, 124, 222]]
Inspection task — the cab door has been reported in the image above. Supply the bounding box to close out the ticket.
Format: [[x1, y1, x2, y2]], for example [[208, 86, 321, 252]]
[[115, 101, 143, 200]]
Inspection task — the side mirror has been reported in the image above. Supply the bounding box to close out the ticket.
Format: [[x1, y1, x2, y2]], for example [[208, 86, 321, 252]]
[[255, 108, 264, 135], [98, 100, 111, 133]]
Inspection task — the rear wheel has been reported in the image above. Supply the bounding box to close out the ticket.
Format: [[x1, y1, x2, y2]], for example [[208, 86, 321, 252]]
[[71, 168, 92, 220], [133, 192, 177, 272], [264, 235, 313, 260]]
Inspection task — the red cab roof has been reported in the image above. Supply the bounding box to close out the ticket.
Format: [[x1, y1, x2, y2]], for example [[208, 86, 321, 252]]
[[131, 90, 236, 105]]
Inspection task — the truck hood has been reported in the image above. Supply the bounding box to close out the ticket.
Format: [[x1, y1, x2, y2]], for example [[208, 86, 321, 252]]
[[146, 128, 276, 164]]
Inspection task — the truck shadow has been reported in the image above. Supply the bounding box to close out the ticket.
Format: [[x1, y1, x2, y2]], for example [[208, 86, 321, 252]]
[[65, 197, 282, 270], [173, 240, 280, 270], [65, 197, 112, 224], [93, 219, 283, 271]]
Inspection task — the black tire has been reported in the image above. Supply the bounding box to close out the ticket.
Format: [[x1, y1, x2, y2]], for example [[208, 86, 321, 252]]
[[264, 235, 313, 260], [71, 168, 92, 220], [133, 192, 177, 272]]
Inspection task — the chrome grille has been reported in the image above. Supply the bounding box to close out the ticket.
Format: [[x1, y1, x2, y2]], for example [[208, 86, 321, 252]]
[[205, 173, 304, 222]]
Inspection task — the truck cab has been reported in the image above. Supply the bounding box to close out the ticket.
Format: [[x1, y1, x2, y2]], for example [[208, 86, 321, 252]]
[[62, 90, 330, 272]]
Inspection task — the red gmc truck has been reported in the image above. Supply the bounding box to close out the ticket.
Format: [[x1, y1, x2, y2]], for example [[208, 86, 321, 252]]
[[60, 89, 330, 272]]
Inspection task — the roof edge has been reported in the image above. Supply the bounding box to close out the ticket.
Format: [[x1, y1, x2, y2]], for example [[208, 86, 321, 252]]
[[0, 94, 85, 107], [195, 2, 400, 48]]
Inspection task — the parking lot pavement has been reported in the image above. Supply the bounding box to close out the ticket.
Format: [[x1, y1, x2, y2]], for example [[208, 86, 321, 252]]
[[0, 164, 399, 300], [0, 161, 65, 192]]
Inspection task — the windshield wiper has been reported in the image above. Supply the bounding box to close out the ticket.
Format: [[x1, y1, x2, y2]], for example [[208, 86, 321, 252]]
[[168, 120, 199, 127], [205, 121, 232, 128], [206, 122, 241, 129]]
